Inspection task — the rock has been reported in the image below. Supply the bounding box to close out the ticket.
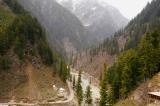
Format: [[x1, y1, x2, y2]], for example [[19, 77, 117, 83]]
[[53, 85, 58, 91], [59, 88, 65, 93]]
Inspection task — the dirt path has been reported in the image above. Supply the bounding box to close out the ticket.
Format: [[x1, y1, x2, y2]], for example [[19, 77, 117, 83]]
[[25, 63, 41, 100], [0, 80, 74, 106], [1, 64, 75, 105], [47, 81, 74, 104]]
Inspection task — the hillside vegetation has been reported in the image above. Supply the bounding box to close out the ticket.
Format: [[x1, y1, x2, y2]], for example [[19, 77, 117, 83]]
[[99, 0, 160, 105], [98, 0, 160, 55], [107, 30, 160, 104], [0, 0, 70, 101], [74, 0, 160, 105]]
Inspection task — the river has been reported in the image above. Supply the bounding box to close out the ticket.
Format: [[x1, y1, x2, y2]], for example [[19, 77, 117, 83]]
[[71, 68, 100, 106]]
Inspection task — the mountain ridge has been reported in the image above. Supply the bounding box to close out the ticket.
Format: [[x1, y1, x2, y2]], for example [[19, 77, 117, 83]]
[[56, 0, 129, 44]]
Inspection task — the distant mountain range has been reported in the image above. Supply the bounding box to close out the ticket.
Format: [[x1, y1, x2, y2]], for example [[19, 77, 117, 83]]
[[18, 0, 128, 58], [56, 0, 129, 44]]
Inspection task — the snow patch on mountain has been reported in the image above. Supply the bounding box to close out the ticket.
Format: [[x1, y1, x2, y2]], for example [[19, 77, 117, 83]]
[[55, 0, 129, 45]]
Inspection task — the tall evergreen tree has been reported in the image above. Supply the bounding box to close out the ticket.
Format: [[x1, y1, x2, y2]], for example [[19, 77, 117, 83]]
[[73, 75, 76, 89], [85, 83, 92, 105], [59, 60, 63, 77], [76, 71, 83, 105], [99, 64, 108, 106]]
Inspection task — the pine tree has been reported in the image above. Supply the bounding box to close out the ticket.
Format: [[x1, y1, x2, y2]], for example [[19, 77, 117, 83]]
[[85, 84, 92, 105], [70, 74, 72, 82], [99, 64, 108, 106], [99, 72, 102, 81], [67, 67, 71, 81], [76, 71, 83, 105], [73, 75, 76, 89], [62, 65, 67, 82], [59, 60, 63, 78]]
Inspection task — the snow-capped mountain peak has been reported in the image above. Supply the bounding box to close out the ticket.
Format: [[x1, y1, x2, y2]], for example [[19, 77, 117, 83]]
[[55, 0, 129, 44]]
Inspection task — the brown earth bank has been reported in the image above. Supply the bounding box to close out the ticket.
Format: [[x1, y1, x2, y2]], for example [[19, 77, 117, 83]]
[[0, 61, 67, 103], [13, 63, 68, 102], [0, 49, 27, 101], [74, 51, 116, 80]]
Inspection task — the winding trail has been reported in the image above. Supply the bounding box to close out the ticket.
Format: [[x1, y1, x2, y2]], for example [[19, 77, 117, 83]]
[[0, 81, 74, 106], [47, 81, 74, 105], [26, 63, 41, 100]]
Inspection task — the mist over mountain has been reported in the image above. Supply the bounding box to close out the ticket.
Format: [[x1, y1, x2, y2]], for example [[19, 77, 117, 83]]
[[18, 0, 89, 58], [17, 0, 129, 58], [1, 0, 160, 106], [56, 0, 129, 44]]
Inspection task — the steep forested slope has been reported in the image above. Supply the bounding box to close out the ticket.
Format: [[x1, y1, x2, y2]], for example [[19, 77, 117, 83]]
[[100, 0, 160, 104], [0, 0, 69, 100], [74, 1, 160, 105], [107, 29, 160, 105], [18, 0, 89, 59], [101, 0, 160, 54]]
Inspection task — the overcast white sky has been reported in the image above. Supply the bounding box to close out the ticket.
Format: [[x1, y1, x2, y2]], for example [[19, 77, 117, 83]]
[[100, 0, 152, 19]]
